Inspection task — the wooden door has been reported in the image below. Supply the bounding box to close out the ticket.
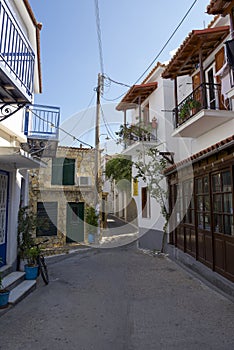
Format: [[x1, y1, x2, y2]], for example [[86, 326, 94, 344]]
[[66, 202, 84, 243]]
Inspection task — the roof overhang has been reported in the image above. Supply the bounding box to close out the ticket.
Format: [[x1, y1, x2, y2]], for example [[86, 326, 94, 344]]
[[116, 82, 158, 111], [0, 147, 47, 169], [207, 0, 233, 15], [21, 0, 43, 93], [162, 26, 230, 79]]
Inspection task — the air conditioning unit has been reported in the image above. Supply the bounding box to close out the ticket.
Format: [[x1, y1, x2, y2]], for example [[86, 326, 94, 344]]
[[77, 176, 91, 186]]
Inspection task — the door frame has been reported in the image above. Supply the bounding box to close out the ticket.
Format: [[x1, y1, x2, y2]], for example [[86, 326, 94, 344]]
[[0, 170, 9, 266]]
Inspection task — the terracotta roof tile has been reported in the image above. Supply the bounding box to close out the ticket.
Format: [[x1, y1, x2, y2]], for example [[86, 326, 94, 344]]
[[164, 134, 234, 174]]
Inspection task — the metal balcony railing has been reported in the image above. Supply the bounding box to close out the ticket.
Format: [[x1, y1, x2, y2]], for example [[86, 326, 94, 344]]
[[173, 83, 224, 128], [0, 0, 35, 98], [24, 104, 60, 140]]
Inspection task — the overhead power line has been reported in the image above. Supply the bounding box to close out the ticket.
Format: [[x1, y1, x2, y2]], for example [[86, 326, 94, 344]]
[[101, 0, 199, 102], [27, 106, 94, 149], [134, 0, 198, 84]]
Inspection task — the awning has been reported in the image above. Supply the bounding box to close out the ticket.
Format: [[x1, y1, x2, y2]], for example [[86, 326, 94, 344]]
[[0, 147, 47, 169], [206, 0, 233, 15], [162, 26, 230, 79], [116, 82, 158, 111]]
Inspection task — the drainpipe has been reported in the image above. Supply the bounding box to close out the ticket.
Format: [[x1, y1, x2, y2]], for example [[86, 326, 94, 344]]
[[138, 96, 141, 140], [174, 76, 178, 128], [124, 109, 127, 150]]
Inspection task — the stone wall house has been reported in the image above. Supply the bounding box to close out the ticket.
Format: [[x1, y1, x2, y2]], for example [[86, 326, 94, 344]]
[[29, 146, 97, 247]]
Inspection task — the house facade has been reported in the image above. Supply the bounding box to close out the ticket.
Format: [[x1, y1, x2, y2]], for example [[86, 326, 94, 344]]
[[29, 146, 97, 246], [161, 1, 234, 282], [115, 63, 191, 249], [0, 0, 60, 270]]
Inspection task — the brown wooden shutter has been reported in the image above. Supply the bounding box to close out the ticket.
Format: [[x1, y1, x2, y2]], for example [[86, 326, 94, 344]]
[[215, 47, 225, 110]]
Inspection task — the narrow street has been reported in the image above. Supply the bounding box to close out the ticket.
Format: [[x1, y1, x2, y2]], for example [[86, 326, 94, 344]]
[[0, 245, 234, 350], [99, 215, 138, 248]]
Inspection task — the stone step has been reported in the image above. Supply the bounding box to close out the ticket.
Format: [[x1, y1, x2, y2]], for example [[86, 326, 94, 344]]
[[0, 265, 12, 278], [1, 271, 25, 291], [8, 280, 36, 305]]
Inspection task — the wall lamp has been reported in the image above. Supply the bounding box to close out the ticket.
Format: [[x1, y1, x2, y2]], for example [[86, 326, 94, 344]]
[[100, 133, 110, 140], [158, 151, 174, 165]]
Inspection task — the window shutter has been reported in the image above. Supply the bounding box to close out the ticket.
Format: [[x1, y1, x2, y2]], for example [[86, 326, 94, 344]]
[[37, 202, 58, 236], [63, 158, 75, 185], [51, 158, 64, 185]]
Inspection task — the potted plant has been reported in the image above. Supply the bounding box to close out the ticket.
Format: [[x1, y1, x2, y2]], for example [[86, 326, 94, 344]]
[[178, 101, 190, 122], [24, 246, 40, 280], [17, 206, 48, 272], [188, 98, 201, 114], [85, 206, 98, 244], [0, 258, 10, 308], [17, 206, 36, 270]]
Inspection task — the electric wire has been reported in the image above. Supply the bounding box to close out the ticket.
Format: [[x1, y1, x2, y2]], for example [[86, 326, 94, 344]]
[[133, 0, 198, 84], [59, 91, 96, 144], [101, 0, 199, 102], [26, 106, 94, 149], [100, 104, 118, 141]]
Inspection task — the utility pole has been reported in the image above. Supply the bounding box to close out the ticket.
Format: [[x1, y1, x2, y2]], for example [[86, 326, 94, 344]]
[[94, 73, 103, 238]]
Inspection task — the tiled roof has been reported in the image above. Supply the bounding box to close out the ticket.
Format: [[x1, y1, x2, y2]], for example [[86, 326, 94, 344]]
[[116, 82, 158, 111], [207, 0, 233, 15], [164, 135, 234, 174], [162, 26, 230, 79], [141, 62, 166, 84]]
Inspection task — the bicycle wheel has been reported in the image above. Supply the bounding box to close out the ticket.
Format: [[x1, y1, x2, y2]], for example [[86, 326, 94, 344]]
[[38, 256, 49, 285]]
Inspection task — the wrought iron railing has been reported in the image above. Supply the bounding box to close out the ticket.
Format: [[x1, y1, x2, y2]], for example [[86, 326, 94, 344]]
[[24, 104, 60, 140], [118, 122, 157, 148], [173, 83, 223, 128], [0, 0, 35, 98]]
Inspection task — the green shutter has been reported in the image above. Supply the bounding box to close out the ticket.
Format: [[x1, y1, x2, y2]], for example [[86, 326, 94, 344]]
[[37, 202, 58, 236], [63, 158, 75, 185], [51, 158, 64, 185]]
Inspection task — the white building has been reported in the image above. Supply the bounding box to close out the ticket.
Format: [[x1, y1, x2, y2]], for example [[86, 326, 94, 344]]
[[115, 63, 185, 249], [162, 2, 234, 282], [0, 0, 60, 270]]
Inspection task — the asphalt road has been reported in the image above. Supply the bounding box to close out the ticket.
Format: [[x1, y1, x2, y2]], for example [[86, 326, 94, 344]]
[[0, 246, 234, 350]]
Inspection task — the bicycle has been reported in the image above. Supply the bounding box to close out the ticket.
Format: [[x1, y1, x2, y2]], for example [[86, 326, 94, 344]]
[[33, 239, 49, 285]]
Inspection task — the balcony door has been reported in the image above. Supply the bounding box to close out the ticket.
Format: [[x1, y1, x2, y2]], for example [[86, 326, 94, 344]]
[[205, 65, 217, 110]]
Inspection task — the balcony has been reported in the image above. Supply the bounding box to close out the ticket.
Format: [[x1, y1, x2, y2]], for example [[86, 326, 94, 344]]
[[172, 83, 234, 138], [23, 104, 60, 157], [116, 123, 157, 154], [0, 0, 35, 103]]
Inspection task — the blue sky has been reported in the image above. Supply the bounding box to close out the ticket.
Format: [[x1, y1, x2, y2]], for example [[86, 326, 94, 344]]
[[29, 0, 213, 150]]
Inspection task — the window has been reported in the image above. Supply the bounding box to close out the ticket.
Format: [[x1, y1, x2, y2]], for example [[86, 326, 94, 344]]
[[212, 170, 233, 235], [143, 103, 149, 125], [51, 158, 75, 185], [196, 176, 211, 231], [183, 180, 195, 225], [142, 187, 150, 218], [37, 202, 58, 236]]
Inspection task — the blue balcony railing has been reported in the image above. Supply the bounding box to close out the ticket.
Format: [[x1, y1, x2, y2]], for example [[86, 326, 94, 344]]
[[0, 0, 35, 99], [24, 104, 60, 140]]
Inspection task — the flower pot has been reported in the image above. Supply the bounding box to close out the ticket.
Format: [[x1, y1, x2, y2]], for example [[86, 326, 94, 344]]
[[0, 289, 10, 309], [24, 265, 39, 280], [88, 233, 95, 244]]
